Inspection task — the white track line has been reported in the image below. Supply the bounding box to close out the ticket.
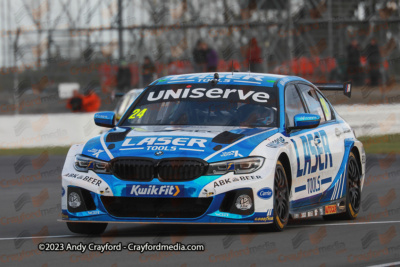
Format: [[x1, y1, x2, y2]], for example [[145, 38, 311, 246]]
[[288, 220, 400, 228], [0, 235, 75, 241], [367, 261, 400, 267], [1, 220, 400, 240]]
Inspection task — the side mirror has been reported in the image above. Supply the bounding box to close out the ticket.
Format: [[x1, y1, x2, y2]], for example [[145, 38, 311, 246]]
[[94, 111, 115, 128], [289, 113, 320, 131]]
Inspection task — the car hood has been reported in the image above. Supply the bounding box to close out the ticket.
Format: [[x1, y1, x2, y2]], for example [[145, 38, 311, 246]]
[[82, 125, 278, 162]]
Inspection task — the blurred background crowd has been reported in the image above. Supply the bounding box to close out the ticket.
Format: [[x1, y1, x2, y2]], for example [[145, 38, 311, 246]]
[[1, 0, 400, 114]]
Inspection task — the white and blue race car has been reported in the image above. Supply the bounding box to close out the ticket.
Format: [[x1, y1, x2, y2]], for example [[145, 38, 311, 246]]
[[61, 72, 365, 234]]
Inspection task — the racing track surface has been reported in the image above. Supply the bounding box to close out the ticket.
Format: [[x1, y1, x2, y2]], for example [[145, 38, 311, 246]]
[[1, 154, 400, 267]]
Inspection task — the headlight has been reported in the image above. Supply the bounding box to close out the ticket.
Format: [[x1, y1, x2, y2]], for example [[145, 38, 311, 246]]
[[74, 154, 111, 174], [206, 157, 264, 175]]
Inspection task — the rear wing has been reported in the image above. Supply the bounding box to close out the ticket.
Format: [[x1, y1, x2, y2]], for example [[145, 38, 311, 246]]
[[314, 81, 352, 98]]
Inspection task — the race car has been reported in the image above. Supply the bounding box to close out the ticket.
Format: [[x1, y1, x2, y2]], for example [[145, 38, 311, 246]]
[[61, 72, 365, 234]]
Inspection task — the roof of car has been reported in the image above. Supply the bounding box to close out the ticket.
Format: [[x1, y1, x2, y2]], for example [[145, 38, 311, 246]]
[[153, 72, 295, 87]]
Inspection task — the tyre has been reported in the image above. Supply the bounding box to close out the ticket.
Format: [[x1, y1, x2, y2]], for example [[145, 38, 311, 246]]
[[250, 160, 290, 232], [67, 222, 108, 235], [323, 152, 361, 220]]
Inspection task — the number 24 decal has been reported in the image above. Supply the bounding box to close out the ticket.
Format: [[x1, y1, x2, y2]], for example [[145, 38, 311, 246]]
[[128, 108, 147, 119]]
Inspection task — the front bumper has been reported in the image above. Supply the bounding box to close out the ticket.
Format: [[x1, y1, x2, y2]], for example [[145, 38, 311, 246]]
[[61, 145, 276, 224], [60, 188, 273, 224]]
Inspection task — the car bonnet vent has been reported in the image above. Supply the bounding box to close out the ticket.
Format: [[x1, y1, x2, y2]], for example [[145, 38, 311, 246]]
[[106, 128, 131, 142], [212, 131, 244, 144]]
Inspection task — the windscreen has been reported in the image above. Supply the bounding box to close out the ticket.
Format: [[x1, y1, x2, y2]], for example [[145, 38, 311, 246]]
[[119, 83, 278, 127]]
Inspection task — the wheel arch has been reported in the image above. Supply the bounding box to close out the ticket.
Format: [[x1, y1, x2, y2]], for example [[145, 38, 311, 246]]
[[351, 146, 362, 174], [278, 152, 292, 192]]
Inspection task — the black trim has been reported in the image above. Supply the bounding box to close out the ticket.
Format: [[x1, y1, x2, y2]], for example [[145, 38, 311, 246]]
[[110, 157, 209, 182], [283, 81, 308, 132], [101, 196, 213, 218], [296, 82, 329, 123]]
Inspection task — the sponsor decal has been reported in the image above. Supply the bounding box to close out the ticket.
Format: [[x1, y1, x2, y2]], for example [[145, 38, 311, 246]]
[[307, 176, 321, 194], [127, 184, 183, 197], [121, 137, 207, 152], [63, 173, 102, 186], [61, 187, 65, 197], [319, 207, 324, 215], [257, 187, 273, 200], [221, 150, 243, 157], [239, 175, 262, 181], [68, 192, 81, 208], [319, 97, 331, 120], [94, 114, 111, 119], [266, 136, 287, 148], [235, 195, 252, 210], [227, 163, 235, 171], [201, 188, 215, 197], [291, 130, 333, 178], [146, 87, 270, 103], [325, 204, 337, 215], [254, 216, 273, 222], [213, 212, 230, 217], [86, 210, 101, 215], [214, 178, 231, 188], [213, 175, 262, 188], [88, 148, 104, 158]]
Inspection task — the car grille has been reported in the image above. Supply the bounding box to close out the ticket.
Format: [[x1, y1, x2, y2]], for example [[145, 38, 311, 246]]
[[101, 196, 213, 218], [111, 158, 207, 181], [157, 159, 207, 181], [111, 158, 155, 181]]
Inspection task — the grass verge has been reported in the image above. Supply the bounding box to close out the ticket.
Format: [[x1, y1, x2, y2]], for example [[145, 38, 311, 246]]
[[0, 146, 70, 156], [358, 134, 400, 154]]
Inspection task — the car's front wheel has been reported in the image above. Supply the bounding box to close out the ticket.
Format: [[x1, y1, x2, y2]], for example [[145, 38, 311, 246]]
[[67, 222, 108, 235], [250, 160, 290, 232], [270, 160, 290, 231]]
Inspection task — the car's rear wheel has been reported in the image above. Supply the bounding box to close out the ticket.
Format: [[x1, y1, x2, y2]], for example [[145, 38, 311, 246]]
[[67, 222, 108, 235], [323, 152, 361, 220], [249, 160, 290, 232]]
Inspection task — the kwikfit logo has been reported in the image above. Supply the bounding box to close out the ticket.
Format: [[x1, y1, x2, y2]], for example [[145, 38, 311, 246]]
[[128, 185, 182, 197]]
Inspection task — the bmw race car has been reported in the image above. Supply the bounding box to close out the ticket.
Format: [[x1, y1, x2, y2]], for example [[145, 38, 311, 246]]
[[61, 72, 366, 234]]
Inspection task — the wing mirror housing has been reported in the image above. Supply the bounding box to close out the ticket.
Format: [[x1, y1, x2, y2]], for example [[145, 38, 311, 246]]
[[288, 113, 321, 131], [94, 111, 115, 128]]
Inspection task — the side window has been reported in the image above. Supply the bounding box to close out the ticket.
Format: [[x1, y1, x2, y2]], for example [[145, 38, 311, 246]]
[[285, 84, 306, 127], [316, 91, 334, 121], [298, 84, 326, 122]]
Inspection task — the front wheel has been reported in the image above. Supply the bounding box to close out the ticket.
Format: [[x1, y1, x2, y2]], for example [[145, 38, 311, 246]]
[[67, 222, 108, 235], [270, 161, 290, 231], [250, 160, 290, 232]]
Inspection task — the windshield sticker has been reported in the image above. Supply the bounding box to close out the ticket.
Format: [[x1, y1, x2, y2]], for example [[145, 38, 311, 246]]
[[319, 97, 331, 120], [146, 88, 270, 103], [128, 108, 147, 119]]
